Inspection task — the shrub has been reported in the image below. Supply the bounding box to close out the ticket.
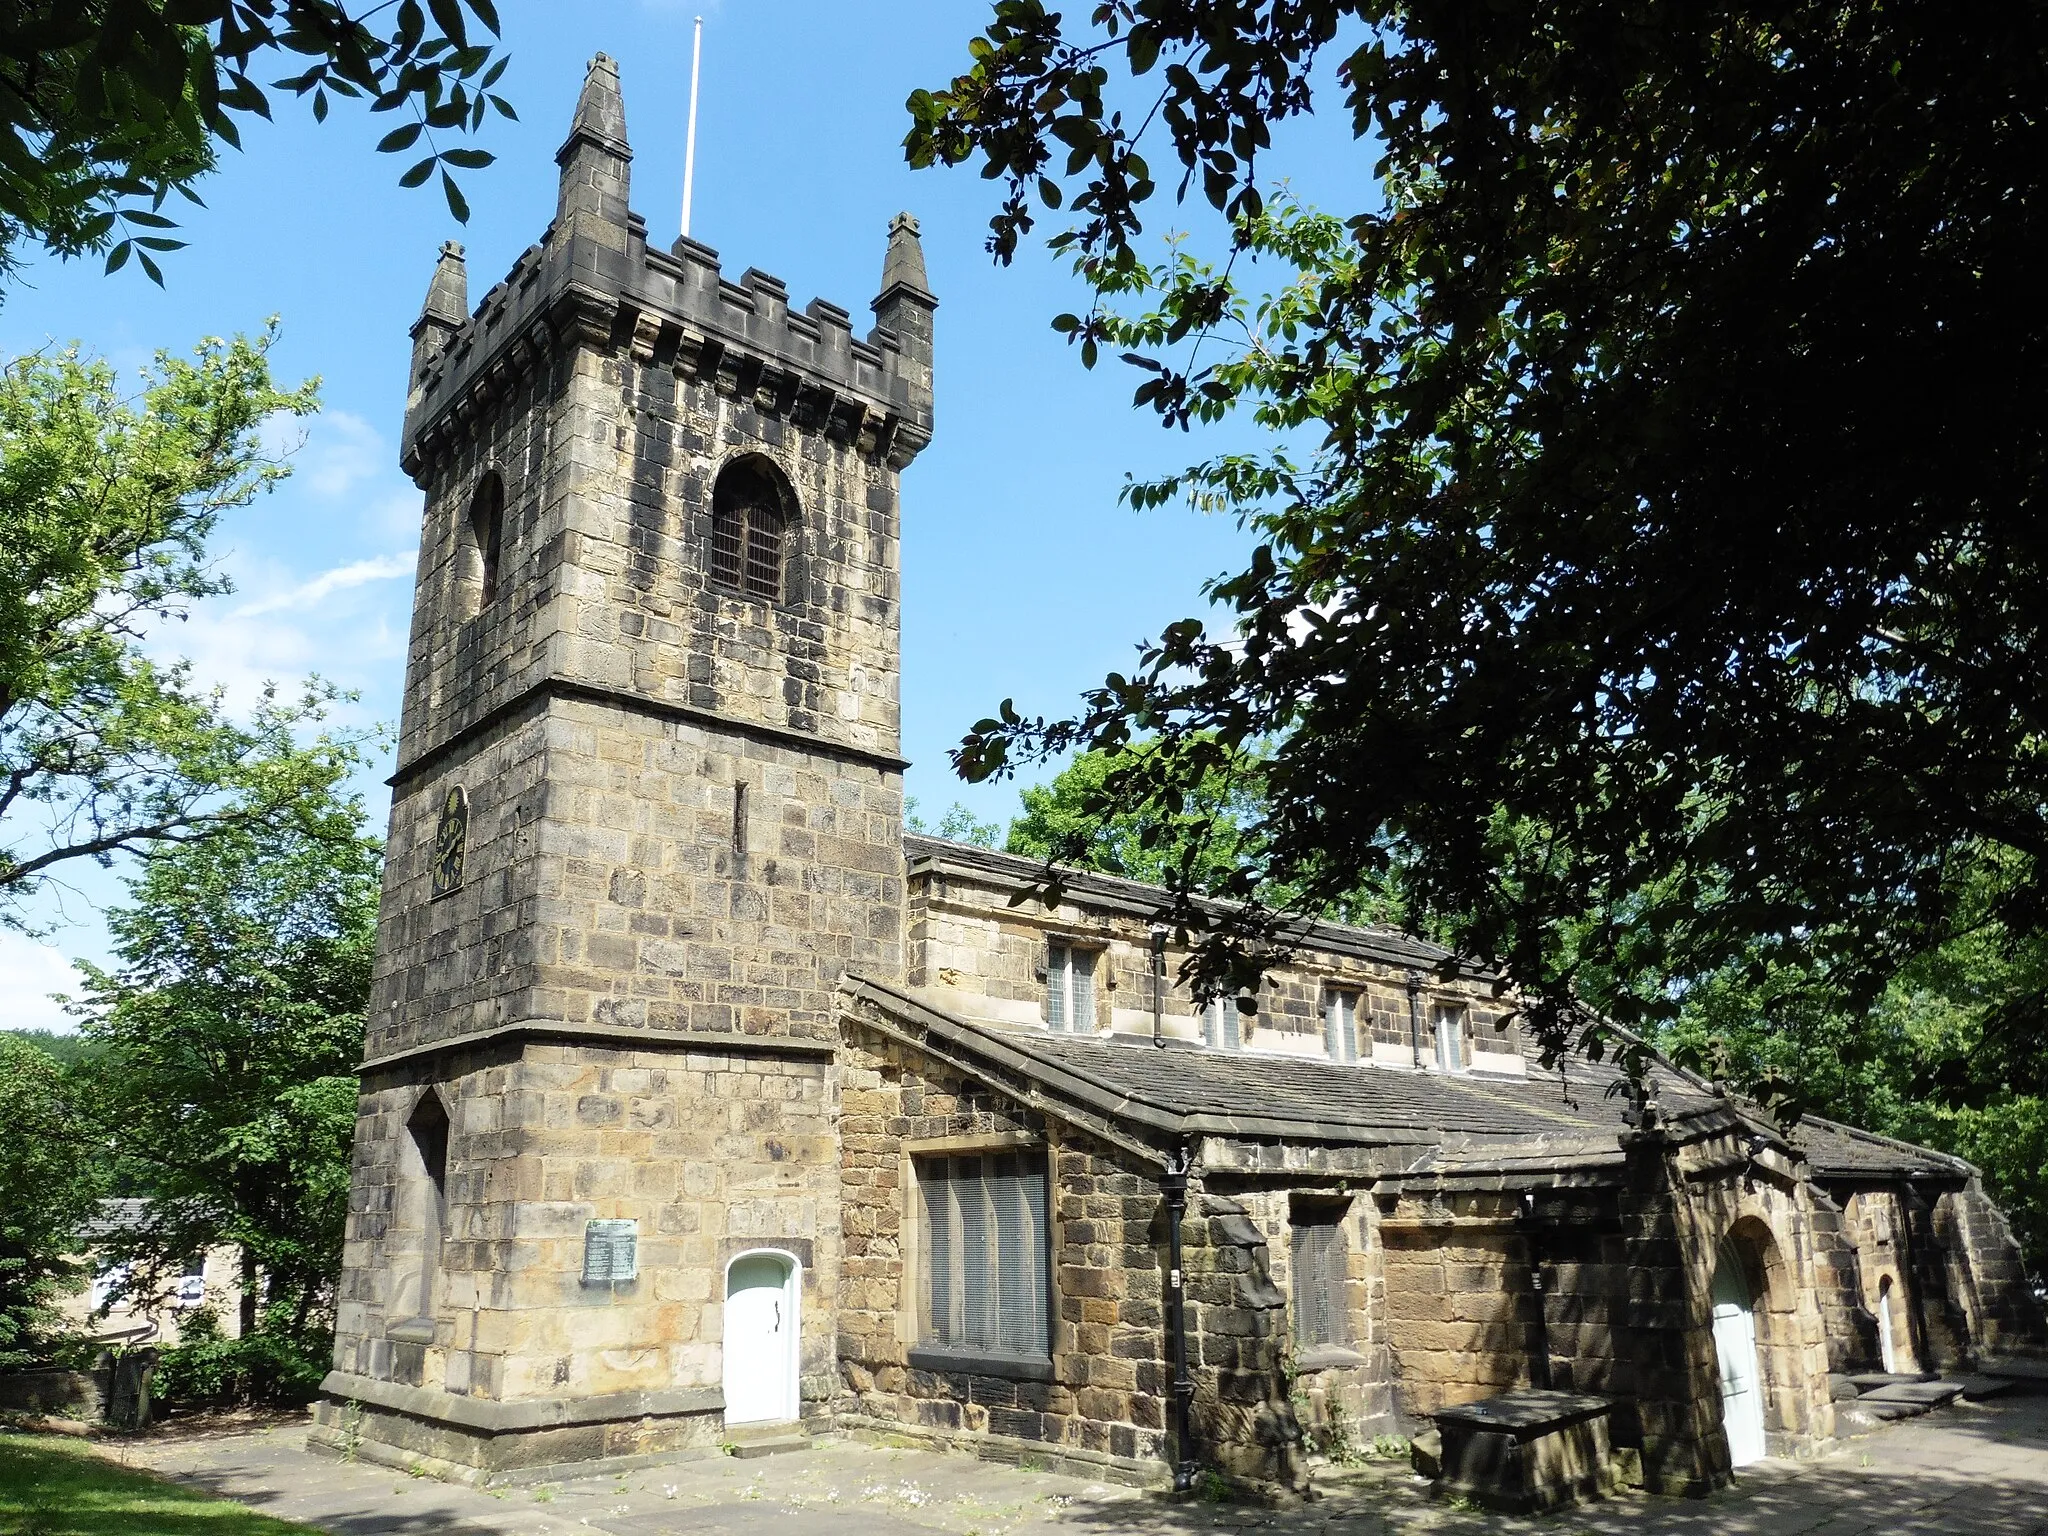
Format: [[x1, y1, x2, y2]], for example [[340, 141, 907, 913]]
[[153, 1308, 330, 1408]]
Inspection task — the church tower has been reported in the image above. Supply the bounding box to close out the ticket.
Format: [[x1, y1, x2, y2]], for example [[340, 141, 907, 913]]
[[316, 55, 935, 1477]]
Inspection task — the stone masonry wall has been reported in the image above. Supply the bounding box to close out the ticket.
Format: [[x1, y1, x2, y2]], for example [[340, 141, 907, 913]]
[[906, 856, 1519, 1070], [1804, 1186, 1881, 1375], [369, 694, 903, 1061], [1934, 1177, 2048, 1360], [837, 1024, 1173, 1476], [332, 1039, 838, 1439]]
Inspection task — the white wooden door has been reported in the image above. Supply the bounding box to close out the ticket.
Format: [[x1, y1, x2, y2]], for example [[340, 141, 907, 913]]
[[723, 1252, 797, 1424], [1877, 1277, 1898, 1373], [1711, 1242, 1768, 1467]]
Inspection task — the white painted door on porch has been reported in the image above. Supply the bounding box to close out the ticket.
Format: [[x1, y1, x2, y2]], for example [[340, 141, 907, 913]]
[[724, 1251, 798, 1424], [1711, 1241, 1768, 1467]]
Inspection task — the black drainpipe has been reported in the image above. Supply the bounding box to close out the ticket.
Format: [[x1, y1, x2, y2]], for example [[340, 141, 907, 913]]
[[1405, 972, 1425, 1068], [1150, 923, 1169, 1048], [1519, 1188, 1554, 1391], [1162, 1144, 1199, 1491]]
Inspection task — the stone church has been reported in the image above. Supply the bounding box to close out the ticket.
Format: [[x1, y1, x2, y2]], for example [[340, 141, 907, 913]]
[[314, 55, 2046, 1498]]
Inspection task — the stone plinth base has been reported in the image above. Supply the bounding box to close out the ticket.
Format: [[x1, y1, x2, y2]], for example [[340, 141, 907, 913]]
[[1432, 1390, 1621, 1513], [312, 1372, 734, 1485]]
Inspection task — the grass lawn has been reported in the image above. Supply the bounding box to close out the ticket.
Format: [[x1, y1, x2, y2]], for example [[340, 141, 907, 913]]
[[0, 1432, 317, 1535]]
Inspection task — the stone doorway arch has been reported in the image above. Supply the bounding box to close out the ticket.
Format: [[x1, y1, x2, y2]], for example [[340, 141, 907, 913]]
[[1711, 1215, 1820, 1468], [1710, 1238, 1768, 1466]]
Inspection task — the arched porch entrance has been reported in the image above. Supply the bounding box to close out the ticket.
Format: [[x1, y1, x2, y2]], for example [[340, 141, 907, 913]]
[[1710, 1238, 1768, 1466]]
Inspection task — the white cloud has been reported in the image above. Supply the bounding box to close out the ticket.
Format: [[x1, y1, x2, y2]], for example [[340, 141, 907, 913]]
[[231, 553, 417, 618], [0, 932, 85, 1033], [297, 410, 387, 500]]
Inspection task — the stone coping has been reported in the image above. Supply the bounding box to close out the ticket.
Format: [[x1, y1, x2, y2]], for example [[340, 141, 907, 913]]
[[1432, 1389, 1615, 1436], [319, 1371, 722, 1434], [359, 1017, 839, 1073], [390, 674, 910, 790]]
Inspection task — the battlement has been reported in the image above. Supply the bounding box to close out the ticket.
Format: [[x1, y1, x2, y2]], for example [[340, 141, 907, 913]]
[[400, 54, 934, 487]]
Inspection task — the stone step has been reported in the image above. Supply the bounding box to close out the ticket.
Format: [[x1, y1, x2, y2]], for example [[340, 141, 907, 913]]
[[1981, 1356, 2048, 1383], [1858, 1380, 1964, 1411], [726, 1432, 810, 1459], [1845, 1371, 1936, 1393]]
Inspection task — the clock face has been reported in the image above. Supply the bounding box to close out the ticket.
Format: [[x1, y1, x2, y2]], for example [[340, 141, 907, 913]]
[[430, 785, 469, 899]]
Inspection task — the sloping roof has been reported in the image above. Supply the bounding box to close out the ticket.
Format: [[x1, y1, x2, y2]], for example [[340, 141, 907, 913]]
[[77, 1198, 151, 1242], [902, 834, 1467, 975], [842, 976, 1735, 1167], [1793, 1115, 1973, 1180]]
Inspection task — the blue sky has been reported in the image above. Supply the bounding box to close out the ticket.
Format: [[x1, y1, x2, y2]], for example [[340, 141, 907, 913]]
[[0, 1, 1368, 1029]]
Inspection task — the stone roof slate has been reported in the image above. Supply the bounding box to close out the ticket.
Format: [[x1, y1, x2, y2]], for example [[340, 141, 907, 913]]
[[1793, 1115, 1973, 1180], [844, 977, 1732, 1165]]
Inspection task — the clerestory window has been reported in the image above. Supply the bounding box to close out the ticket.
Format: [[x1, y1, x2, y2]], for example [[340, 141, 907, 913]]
[[1324, 988, 1360, 1063], [1203, 996, 1243, 1051], [1434, 1003, 1468, 1071], [1044, 942, 1098, 1033]]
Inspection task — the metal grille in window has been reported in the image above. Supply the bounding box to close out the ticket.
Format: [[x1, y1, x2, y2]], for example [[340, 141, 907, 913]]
[[1325, 990, 1359, 1062], [920, 1150, 1048, 1358], [742, 506, 782, 599], [710, 502, 746, 589], [1291, 1208, 1347, 1348], [582, 1219, 638, 1286]]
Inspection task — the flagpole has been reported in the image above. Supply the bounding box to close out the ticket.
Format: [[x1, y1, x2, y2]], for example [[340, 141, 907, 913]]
[[681, 16, 703, 238]]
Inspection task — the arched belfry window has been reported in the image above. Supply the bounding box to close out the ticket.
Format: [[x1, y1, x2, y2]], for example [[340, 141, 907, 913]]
[[464, 472, 505, 609], [710, 458, 789, 602]]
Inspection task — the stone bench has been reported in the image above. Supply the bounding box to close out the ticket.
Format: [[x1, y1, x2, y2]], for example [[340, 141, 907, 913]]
[[1424, 1390, 1622, 1513]]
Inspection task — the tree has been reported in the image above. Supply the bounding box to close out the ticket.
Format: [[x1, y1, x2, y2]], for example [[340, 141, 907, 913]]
[[1660, 846, 2048, 1271], [0, 1032, 104, 1368], [914, 3, 2048, 1084], [1007, 740, 1258, 885], [906, 795, 1004, 848], [0, 325, 363, 922], [0, 1027, 100, 1070], [72, 774, 378, 1344], [0, 0, 513, 284]]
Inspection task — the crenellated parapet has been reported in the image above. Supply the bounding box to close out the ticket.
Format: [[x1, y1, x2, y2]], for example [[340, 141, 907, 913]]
[[400, 57, 935, 487]]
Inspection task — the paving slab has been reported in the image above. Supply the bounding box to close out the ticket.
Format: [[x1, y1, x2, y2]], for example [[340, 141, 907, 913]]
[[87, 1391, 2048, 1536]]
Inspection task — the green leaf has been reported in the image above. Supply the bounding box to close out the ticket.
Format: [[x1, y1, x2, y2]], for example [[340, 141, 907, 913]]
[[105, 239, 133, 273], [376, 121, 424, 153], [398, 155, 436, 188], [439, 148, 492, 169], [1128, 27, 1161, 76], [427, 0, 469, 51], [441, 168, 470, 222], [137, 250, 164, 285]]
